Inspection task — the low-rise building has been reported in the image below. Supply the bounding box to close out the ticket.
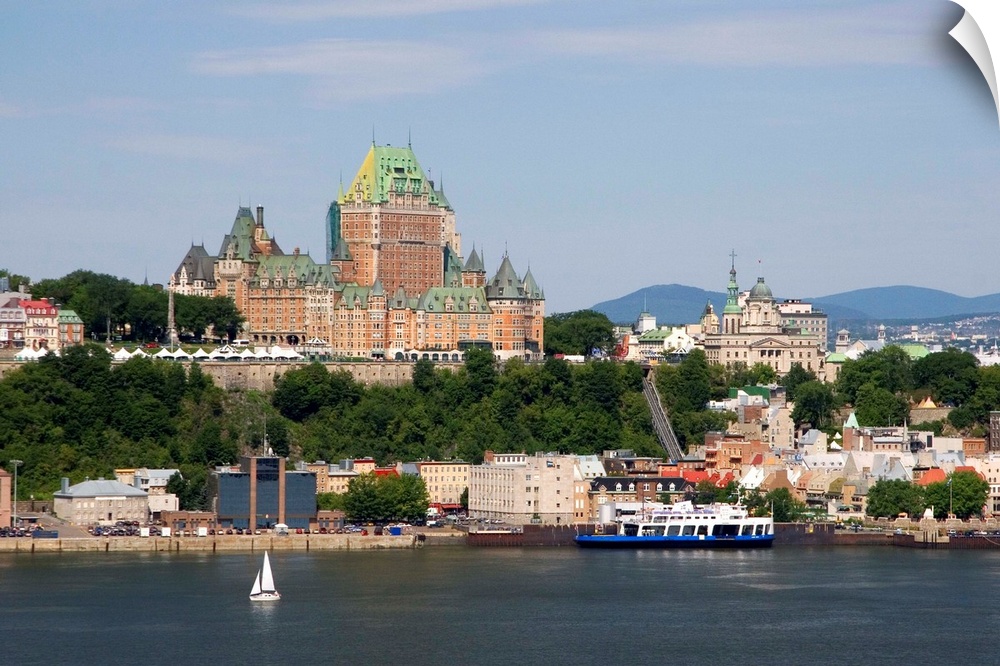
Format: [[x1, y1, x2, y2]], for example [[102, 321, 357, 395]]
[[53, 477, 149, 526], [213, 456, 316, 530], [418, 460, 469, 508]]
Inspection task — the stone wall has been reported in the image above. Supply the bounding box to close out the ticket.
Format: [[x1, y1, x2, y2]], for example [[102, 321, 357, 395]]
[[909, 407, 952, 425], [0, 360, 465, 392]]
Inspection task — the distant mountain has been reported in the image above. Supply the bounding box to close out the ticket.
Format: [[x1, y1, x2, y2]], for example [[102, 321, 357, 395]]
[[590, 284, 1000, 327]]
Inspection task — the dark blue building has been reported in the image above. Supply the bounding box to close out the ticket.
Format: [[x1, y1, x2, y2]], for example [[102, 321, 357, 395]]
[[214, 457, 316, 530]]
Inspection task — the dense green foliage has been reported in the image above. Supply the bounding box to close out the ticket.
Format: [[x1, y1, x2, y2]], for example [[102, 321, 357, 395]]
[[0, 344, 281, 503], [275, 352, 663, 465], [28, 269, 243, 342], [341, 473, 429, 523], [867, 472, 988, 520], [866, 479, 926, 518], [653, 350, 734, 447], [543, 310, 615, 357], [744, 487, 808, 522], [829, 346, 1000, 434]]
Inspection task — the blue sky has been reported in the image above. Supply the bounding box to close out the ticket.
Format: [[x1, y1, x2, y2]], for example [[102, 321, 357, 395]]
[[3, 0, 998, 313]]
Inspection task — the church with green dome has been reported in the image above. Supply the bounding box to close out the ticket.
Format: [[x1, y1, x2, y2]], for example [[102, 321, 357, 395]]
[[701, 258, 827, 378]]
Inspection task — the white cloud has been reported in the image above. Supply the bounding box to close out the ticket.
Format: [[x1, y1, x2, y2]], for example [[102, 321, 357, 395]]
[[107, 134, 268, 163], [524, 2, 946, 68], [229, 0, 547, 21], [192, 39, 484, 102]]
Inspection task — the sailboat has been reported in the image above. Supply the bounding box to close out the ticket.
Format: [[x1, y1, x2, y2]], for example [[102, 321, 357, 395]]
[[249, 551, 280, 601]]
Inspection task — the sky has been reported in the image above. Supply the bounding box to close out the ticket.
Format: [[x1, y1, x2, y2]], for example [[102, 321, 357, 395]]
[[3, 0, 1000, 314]]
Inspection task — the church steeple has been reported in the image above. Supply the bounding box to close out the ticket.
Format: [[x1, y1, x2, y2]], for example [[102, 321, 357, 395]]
[[722, 251, 742, 335]]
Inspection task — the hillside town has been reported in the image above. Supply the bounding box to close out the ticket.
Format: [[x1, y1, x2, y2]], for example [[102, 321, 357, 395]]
[[2, 143, 1000, 541]]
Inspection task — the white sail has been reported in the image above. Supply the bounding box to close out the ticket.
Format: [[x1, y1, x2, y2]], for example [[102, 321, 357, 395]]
[[260, 552, 276, 593], [250, 570, 262, 596]]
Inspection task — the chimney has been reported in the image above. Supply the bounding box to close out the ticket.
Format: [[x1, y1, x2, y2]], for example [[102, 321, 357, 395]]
[[294, 247, 300, 257], [256, 205, 264, 227], [61, 477, 70, 493]]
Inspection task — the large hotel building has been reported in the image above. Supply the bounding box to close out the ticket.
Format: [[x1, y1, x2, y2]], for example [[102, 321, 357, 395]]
[[169, 142, 544, 360]]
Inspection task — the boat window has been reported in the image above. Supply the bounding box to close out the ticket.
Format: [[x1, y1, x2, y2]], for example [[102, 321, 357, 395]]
[[755, 524, 764, 536], [697, 525, 708, 536], [741, 525, 753, 536], [667, 525, 680, 536], [682, 525, 695, 536]]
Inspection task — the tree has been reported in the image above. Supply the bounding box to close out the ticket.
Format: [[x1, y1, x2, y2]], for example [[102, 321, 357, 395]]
[[836, 346, 914, 405], [923, 471, 988, 519], [854, 383, 909, 427], [464, 347, 497, 402], [913, 348, 979, 407], [866, 479, 925, 518], [782, 363, 817, 402], [750, 487, 806, 522], [791, 381, 835, 429], [543, 310, 615, 357], [0, 268, 31, 291]]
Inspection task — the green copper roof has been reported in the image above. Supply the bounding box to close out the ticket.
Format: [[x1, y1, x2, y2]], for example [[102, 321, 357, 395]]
[[898, 344, 930, 360], [486, 255, 525, 299], [251, 252, 336, 287], [723, 266, 742, 315], [330, 236, 353, 261], [217, 207, 259, 261], [339, 145, 450, 209], [58, 309, 83, 323], [748, 277, 773, 300], [522, 268, 544, 299], [417, 287, 491, 314], [463, 247, 485, 273], [825, 352, 848, 363]]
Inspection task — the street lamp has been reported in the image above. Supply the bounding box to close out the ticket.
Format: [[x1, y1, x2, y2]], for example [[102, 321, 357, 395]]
[[10, 459, 22, 527]]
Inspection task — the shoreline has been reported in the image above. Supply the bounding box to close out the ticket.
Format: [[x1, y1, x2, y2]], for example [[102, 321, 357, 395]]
[[0, 532, 467, 553]]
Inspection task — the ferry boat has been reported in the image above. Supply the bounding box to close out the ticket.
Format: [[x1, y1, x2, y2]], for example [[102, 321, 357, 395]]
[[574, 501, 774, 548]]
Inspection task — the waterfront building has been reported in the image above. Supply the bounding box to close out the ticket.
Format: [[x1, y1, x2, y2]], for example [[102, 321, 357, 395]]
[[114, 468, 181, 519], [418, 461, 470, 508], [700, 260, 825, 376], [213, 456, 316, 530], [585, 476, 693, 521], [52, 477, 149, 526], [469, 451, 583, 525]]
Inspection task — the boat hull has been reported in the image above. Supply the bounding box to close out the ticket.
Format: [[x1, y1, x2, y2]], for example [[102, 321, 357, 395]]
[[250, 592, 281, 601], [574, 535, 774, 549]]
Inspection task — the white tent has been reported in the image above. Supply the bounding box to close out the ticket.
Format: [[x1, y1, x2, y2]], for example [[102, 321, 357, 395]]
[[192, 348, 211, 361], [172, 348, 191, 360], [14, 347, 39, 361], [270, 345, 302, 360], [238, 348, 256, 361], [113, 348, 133, 361], [216, 344, 237, 354], [154, 348, 174, 360], [130, 348, 149, 358], [254, 348, 272, 360]]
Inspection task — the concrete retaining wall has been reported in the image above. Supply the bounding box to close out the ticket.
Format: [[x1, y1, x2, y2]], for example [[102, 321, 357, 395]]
[[0, 534, 419, 553]]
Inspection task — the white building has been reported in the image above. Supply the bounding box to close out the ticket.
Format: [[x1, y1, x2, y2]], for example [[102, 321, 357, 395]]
[[469, 452, 600, 525]]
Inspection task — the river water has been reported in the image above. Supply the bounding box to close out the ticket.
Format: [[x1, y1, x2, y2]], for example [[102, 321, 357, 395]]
[[2, 545, 998, 665]]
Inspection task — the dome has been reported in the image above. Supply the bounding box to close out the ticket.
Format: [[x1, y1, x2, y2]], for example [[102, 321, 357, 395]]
[[748, 277, 773, 300]]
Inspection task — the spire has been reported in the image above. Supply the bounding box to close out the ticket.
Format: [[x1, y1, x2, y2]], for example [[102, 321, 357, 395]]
[[723, 255, 742, 315], [463, 245, 485, 273]]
